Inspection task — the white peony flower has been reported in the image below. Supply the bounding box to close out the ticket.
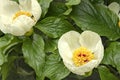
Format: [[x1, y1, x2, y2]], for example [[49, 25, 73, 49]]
[[58, 31, 104, 75], [108, 2, 120, 19], [0, 0, 42, 36]]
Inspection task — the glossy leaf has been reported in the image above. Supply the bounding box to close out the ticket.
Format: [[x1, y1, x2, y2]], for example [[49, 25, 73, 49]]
[[0, 34, 20, 65], [70, 0, 120, 40], [38, 0, 53, 17], [46, 1, 67, 17], [22, 34, 45, 80], [43, 53, 70, 80], [35, 17, 74, 38], [44, 39, 57, 53], [0, 35, 21, 54], [102, 42, 120, 73], [64, 0, 81, 15], [98, 66, 119, 80]]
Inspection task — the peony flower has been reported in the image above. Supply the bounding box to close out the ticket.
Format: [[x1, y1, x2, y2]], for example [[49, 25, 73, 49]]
[[108, 2, 120, 19], [0, 0, 42, 36], [58, 31, 104, 75]]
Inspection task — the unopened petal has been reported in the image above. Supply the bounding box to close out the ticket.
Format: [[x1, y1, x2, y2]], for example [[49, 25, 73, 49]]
[[19, 0, 41, 21], [58, 31, 81, 64], [19, 0, 31, 11], [31, 0, 42, 21], [11, 15, 35, 36], [108, 2, 120, 14]]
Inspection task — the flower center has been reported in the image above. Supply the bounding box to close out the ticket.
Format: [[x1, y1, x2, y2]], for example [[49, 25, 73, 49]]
[[72, 47, 94, 67], [13, 11, 32, 20]]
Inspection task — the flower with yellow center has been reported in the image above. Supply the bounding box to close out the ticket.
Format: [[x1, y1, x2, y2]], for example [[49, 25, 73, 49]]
[[0, 0, 42, 36], [58, 31, 104, 75]]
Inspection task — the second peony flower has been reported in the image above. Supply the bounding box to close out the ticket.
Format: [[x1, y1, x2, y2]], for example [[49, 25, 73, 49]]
[[58, 30, 104, 75], [0, 0, 42, 36]]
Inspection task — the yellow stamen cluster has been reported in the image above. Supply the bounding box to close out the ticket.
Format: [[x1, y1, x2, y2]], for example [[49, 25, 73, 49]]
[[72, 47, 94, 67], [13, 11, 32, 20]]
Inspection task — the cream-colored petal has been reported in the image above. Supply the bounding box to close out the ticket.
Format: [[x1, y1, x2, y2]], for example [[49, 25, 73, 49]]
[[0, 15, 11, 33], [108, 2, 120, 14], [1, 1, 20, 17], [58, 31, 81, 64], [64, 60, 97, 75], [19, 0, 41, 21], [93, 40, 104, 67], [79, 31, 101, 51], [19, 0, 31, 11], [0, 15, 11, 25], [58, 30, 103, 75], [0, 0, 8, 14], [10, 15, 35, 36], [0, 23, 10, 34], [31, 0, 42, 21]]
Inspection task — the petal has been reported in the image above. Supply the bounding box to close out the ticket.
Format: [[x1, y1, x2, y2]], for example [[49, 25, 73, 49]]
[[58, 31, 81, 64], [79, 31, 101, 51], [0, 1, 20, 17], [108, 2, 120, 14], [0, 15, 11, 33], [10, 15, 35, 36], [0, 15, 11, 25], [19, 0, 41, 21], [0, 23, 10, 34], [19, 0, 31, 11], [31, 0, 42, 21], [64, 60, 97, 75], [0, 0, 8, 14], [93, 40, 104, 67]]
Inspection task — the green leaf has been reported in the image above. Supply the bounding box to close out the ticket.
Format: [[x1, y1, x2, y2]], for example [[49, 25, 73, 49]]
[[44, 39, 57, 53], [46, 1, 67, 17], [22, 34, 45, 80], [0, 34, 21, 54], [43, 53, 70, 80], [98, 66, 119, 80], [0, 35, 15, 49], [0, 50, 5, 66], [38, 0, 53, 17], [70, 0, 120, 40], [64, 0, 81, 15], [35, 17, 74, 38], [1, 56, 17, 80], [11, 0, 19, 3], [0, 34, 20, 65], [102, 42, 120, 73], [90, 0, 104, 4]]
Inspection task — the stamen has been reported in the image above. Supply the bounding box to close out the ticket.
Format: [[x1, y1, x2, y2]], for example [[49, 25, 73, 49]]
[[72, 47, 94, 67], [13, 11, 32, 20]]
